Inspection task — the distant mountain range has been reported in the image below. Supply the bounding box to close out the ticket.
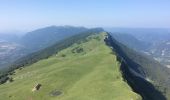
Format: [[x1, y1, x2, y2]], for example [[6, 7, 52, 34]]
[[19, 26, 87, 51], [0, 26, 88, 69], [0, 26, 170, 99], [106, 28, 170, 68], [1, 26, 170, 69]]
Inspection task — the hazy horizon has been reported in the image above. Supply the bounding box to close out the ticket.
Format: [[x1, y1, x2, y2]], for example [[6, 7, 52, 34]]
[[0, 0, 170, 33], [1, 26, 170, 35]]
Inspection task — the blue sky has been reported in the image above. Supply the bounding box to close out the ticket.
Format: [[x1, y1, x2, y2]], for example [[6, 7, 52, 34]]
[[0, 0, 170, 32]]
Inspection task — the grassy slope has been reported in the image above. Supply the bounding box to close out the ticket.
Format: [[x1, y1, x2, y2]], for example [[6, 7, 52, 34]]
[[0, 33, 141, 100]]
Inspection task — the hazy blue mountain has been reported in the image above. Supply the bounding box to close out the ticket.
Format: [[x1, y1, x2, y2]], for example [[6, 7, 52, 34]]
[[135, 33, 170, 68], [110, 33, 150, 51], [20, 26, 88, 52], [106, 28, 170, 68], [0, 26, 88, 69], [105, 28, 170, 36]]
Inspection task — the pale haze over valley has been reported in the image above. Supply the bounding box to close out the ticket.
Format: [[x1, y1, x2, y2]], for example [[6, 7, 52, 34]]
[[0, 1, 170, 100]]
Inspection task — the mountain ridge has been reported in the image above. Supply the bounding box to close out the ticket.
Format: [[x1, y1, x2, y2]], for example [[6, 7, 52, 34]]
[[0, 27, 169, 99], [0, 31, 142, 100], [105, 33, 168, 100]]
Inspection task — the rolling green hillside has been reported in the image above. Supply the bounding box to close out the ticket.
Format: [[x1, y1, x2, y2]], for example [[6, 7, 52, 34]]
[[0, 32, 141, 100]]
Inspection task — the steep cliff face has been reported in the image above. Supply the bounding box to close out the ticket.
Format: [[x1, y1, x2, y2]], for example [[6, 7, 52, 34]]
[[104, 33, 167, 100]]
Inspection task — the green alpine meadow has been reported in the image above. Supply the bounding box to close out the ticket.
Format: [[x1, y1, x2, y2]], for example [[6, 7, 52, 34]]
[[1, 1, 170, 100], [0, 32, 141, 100]]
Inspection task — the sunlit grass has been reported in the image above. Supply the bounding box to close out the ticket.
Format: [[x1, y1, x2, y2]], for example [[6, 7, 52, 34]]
[[0, 33, 141, 100]]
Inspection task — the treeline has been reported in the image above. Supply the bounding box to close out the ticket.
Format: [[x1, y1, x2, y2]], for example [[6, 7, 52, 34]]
[[0, 28, 103, 84]]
